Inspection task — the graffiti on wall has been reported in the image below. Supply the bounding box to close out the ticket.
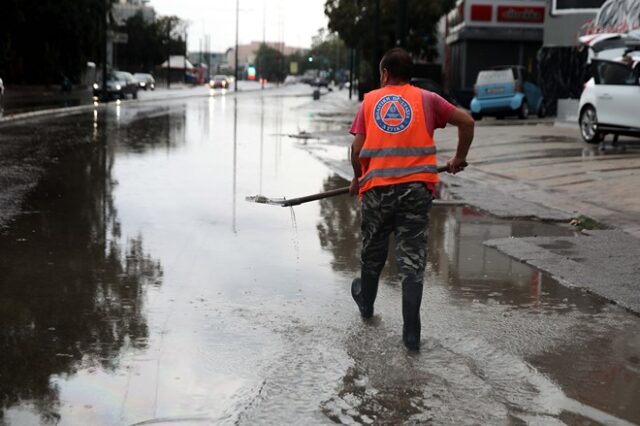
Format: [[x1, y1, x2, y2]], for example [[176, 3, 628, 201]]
[[580, 0, 640, 35]]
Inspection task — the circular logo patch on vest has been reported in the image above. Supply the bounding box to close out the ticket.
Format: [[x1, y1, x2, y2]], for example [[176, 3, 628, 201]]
[[373, 95, 413, 134]]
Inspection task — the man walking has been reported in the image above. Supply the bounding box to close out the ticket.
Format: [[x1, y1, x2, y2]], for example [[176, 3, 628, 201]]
[[349, 47, 474, 351]]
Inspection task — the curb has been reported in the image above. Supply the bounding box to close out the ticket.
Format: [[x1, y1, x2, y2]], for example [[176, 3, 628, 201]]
[[0, 84, 297, 126], [0, 103, 106, 126]]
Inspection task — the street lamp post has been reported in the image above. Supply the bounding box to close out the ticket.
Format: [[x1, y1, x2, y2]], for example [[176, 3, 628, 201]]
[[102, 0, 109, 101], [167, 25, 171, 88], [234, 0, 239, 92], [183, 31, 187, 84]]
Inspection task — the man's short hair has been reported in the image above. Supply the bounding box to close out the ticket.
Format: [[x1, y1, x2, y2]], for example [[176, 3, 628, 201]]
[[380, 48, 413, 82]]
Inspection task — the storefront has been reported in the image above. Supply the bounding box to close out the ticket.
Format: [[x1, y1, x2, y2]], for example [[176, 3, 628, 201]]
[[444, 0, 545, 107]]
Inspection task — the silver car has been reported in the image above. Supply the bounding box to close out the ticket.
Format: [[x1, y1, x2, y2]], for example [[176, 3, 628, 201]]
[[133, 73, 155, 91]]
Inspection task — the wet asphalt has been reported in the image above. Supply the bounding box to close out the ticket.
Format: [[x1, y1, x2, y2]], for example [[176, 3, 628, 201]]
[[0, 85, 639, 425]]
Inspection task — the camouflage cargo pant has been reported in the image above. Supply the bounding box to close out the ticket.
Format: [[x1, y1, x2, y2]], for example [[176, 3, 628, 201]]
[[359, 182, 432, 330]]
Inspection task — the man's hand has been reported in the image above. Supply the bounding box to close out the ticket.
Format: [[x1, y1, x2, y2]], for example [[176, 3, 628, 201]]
[[446, 157, 467, 174], [446, 108, 474, 174], [349, 177, 360, 196]]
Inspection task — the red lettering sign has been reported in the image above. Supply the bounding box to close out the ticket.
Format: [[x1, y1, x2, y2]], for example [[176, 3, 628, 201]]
[[497, 6, 545, 23], [471, 4, 492, 21]]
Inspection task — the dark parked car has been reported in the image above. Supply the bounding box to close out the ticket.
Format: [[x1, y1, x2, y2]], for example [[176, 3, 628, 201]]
[[410, 77, 458, 106], [133, 73, 155, 90], [93, 71, 139, 101]]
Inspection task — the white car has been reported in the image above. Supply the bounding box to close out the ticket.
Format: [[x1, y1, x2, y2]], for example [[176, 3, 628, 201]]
[[579, 58, 640, 143]]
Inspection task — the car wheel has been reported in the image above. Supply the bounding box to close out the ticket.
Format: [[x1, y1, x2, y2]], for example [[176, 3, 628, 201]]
[[471, 112, 483, 121], [579, 106, 602, 144], [133, 90, 138, 100], [518, 100, 529, 119]]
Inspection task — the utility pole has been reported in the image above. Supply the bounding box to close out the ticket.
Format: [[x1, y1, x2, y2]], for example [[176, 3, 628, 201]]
[[102, 0, 109, 101], [348, 47, 354, 100], [167, 25, 171, 88], [234, 0, 239, 92], [206, 35, 211, 82], [261, 0, 265, 90], [183, 31, 187, 84], [396, 0, 408, 47]]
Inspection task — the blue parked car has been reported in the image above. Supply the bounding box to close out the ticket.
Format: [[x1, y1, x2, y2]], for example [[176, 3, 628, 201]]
[[470, 66, 546, 120]]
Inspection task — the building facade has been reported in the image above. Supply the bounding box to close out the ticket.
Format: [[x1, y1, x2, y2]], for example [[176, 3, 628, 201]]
[[226, 42, 306, 71], [444, 0, 546, 107]]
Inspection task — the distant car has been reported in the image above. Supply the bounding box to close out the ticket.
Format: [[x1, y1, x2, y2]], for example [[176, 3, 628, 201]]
[[410, 77, 458, 106], [209, 75, 230, 89], [470, 66, 545, 120], [313, 71, 330, 88], [578, 58, 640, 143], [93, 71, 138, 101], [284, 75, 298, 85], [133, 73, 155, 91]]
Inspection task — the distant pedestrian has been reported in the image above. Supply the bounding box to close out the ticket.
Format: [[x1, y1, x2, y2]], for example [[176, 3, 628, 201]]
[[349, 47, 474, 351]]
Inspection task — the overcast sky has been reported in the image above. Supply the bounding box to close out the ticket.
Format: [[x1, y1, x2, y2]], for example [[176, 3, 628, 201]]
[[150, 0, 329, 52]]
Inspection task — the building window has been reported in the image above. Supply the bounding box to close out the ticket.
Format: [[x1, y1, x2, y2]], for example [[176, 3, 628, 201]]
[[551, 0, 606, 15]]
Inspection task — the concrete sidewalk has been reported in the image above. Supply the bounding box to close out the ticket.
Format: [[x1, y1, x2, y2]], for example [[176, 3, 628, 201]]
[[298, 90, 640, 313], [0, 81, 284, 125]]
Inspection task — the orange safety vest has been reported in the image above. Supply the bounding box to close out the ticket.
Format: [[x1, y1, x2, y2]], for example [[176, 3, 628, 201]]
[[359, 84, 438, 196]]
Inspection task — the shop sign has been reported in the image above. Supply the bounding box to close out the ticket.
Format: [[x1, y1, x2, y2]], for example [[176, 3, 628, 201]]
[[497, 5, 545, 23], [471, 4, 492, 22]]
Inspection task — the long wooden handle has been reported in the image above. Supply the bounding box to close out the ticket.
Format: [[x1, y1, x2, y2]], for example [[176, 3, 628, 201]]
[[280, 163, 466, 207], [280, 187, 350, 207]]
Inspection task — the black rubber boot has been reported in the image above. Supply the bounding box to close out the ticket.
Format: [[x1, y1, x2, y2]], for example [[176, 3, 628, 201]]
[[351, 278, 374, 319], [402, 281, 423, 351]]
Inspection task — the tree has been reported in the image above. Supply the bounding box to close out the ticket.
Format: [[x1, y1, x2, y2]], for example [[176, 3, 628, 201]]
[[0, 0, 108, 84], [116, 14, 185, 73], [324, 0, 455, 84], [309, 30, 349, 72], [255, 44, 286, 83]]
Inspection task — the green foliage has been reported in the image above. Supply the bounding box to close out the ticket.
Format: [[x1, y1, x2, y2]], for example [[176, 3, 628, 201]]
[[324, 0, 455, 82], [255, 44, 286, 82], [308, 29, 349, 71], [117, 14, 185, 73], [0, 0, 107, 84], [0, 1, 185, 84]]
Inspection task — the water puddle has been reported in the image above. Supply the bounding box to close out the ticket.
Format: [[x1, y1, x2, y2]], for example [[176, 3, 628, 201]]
[[289, 206, 300, 264], [1, 91, 639, 425]]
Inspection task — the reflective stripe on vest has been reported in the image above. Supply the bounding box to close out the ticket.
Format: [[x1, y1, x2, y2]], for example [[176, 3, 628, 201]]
[[360, 146, 436, 158], [359, 165, 439, 186], [359, 84, 438, 195]]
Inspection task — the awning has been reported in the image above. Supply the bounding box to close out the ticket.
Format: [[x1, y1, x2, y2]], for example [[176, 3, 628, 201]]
[[579, 31, 640, 52]]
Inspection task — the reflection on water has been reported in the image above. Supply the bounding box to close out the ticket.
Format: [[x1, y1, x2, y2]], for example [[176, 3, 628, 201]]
[[316, 175, 360, 274], [315, 174, 640, 424], [0, 106, 178, 423]]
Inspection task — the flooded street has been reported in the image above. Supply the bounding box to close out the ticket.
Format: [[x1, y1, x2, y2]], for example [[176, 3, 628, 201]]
[[1, 87, 639, 425]]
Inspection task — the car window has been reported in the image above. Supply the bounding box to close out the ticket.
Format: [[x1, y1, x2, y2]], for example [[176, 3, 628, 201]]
[[476, 69, 515, 85], [597, 61, 636, 85]]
